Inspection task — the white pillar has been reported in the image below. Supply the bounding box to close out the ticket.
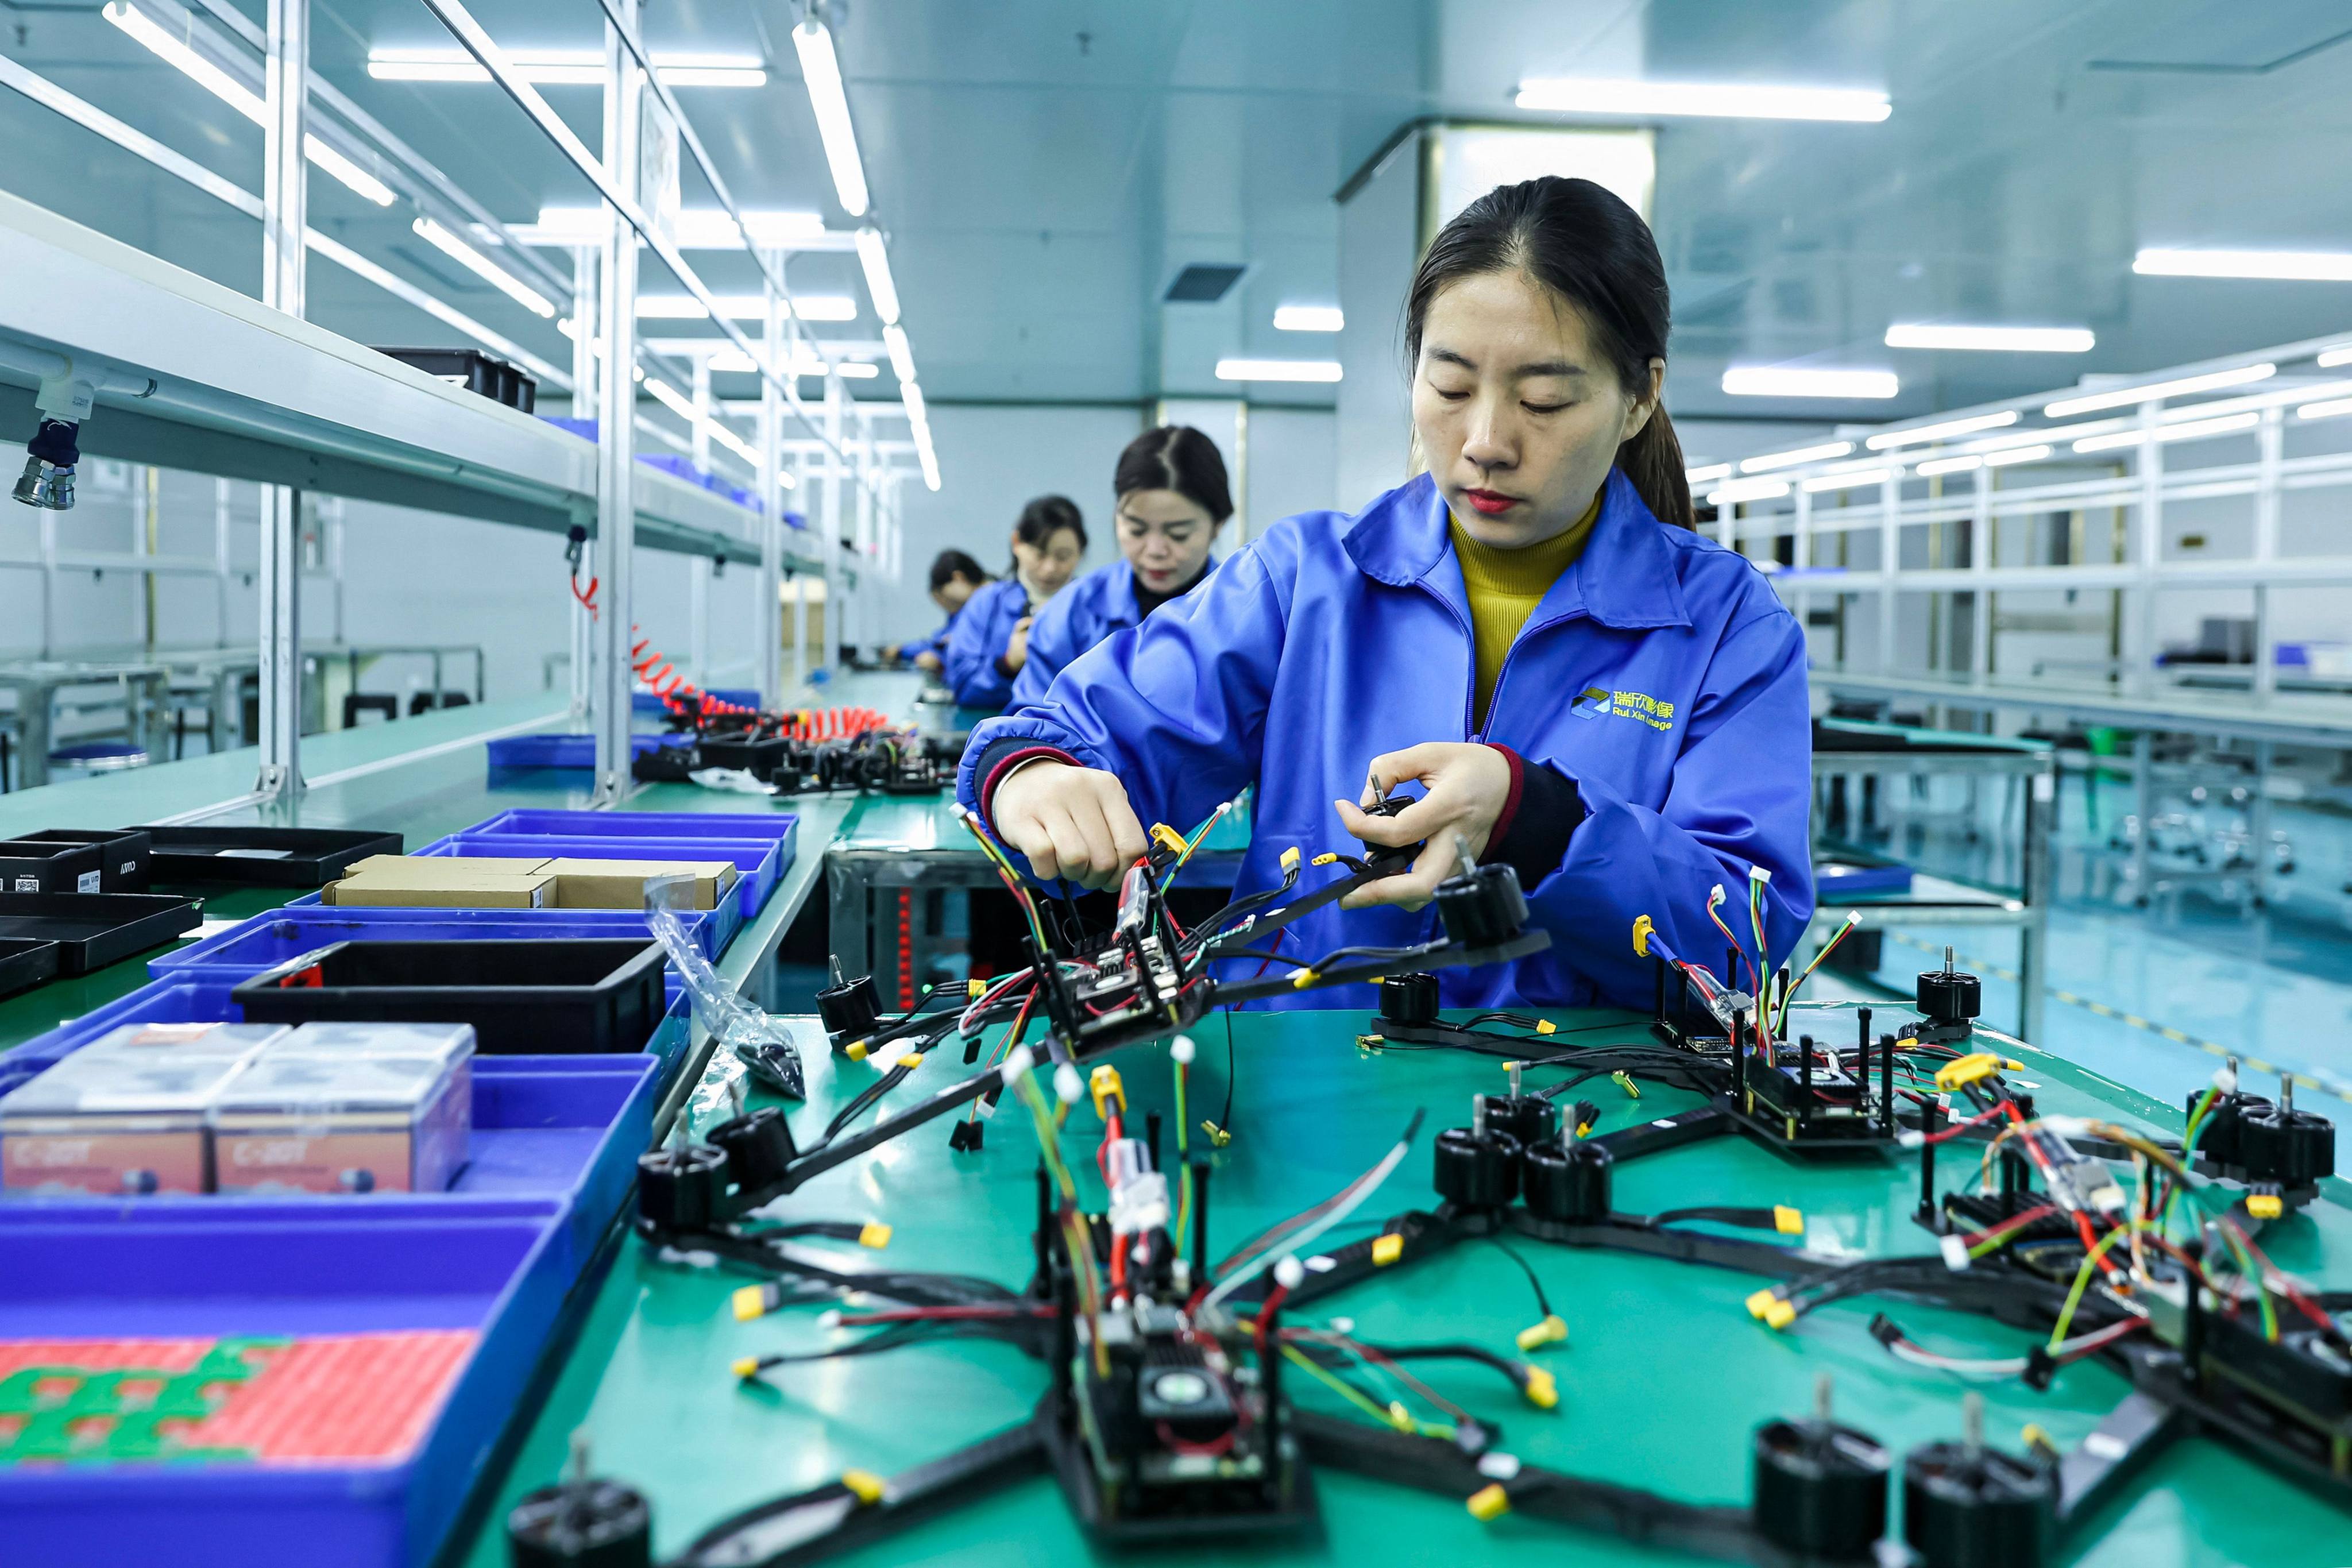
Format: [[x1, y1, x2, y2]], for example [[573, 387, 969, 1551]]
[[590, 3, 642, 805], [758, 256, 785, 705], [255, 0, 308, 802]]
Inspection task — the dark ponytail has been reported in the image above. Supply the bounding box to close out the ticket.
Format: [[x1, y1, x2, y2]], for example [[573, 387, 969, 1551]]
[[1404, 176, 1693, 530], [1007, 493, 1086, 576]]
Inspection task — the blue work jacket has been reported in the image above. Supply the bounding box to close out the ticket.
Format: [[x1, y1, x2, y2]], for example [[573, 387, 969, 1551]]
[[959, 469, 1816, 1013], [943, 577, 1034, 710], [1011, 559, 1214, 709], [897, 601, 965, 665]]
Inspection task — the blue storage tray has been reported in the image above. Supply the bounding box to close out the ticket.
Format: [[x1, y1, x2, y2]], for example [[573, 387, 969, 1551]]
[[150, 904, 724, 982], [1, 975, 694, 1101], [484, 731, 690, 771], [286, 851, 744, 955], [420, 831, 783, 917], [0, 1208, 574, 1567], [455, 809, 797, 914], [1815, 859, 1916, 897]]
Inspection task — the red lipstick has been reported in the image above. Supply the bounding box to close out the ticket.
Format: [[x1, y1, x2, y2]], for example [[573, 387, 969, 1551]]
[[1463, 488, 1516, 516]]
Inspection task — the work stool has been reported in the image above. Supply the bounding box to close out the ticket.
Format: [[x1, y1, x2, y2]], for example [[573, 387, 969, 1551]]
[[49, 741, 150, 777], [343, 693, 400, 727], [408, 691, 473, 715]]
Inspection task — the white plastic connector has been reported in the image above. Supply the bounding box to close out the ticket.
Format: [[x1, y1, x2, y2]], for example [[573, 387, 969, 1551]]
[[870, 1042, 913, 1073], [2212, 1060, 2239, 1095], [1273, 1254, 1306, 1291], [817, 1309, 843, 1331], [1709, 883, 1727, 905], [1053, 1063, 1085, 1105], [975, 1095, 999, 1121], [1897, 1130, 1926, 1150], [1171, 1034, 1196, 1065], [1940, 1233, 1972, 1272], [1749, 864, 1772, 885], [1477, 1452, 1524, 1481], [1000, 1045, 1036, 1085]]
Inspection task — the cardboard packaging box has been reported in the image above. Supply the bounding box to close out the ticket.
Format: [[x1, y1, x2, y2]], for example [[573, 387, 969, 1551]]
[[540, 857, 737, 911], [210, 1027, 474, 1195], [341, 854, 551, 880], [0, 1022, 287, 1194], [325, 872, 554, 909]]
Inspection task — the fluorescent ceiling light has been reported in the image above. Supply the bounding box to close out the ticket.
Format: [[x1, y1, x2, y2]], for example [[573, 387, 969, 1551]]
[[1216, 358, 1343, 383], [1884, 323, 2094, 353], [2044, 364, 2274, 418], [1721, 366, 1898, 400], [903, 381, 941, 492], [1273, 305, 1344, 333], [792, 21, 868, 217], [2299, 397, 2352, 422], [882, 322, 915, 384], [2134, 248, 2352, 283], [2316, 345, 2352, 369], [1683, 462, 1732, 485], [411, 216, 556, 318], [635, 293, 856, 322], [367, 47, 763, 88], [1982, 444, 2053, 467], [527, 206, 827, 251], [1739, 439, 1853, 473], [2072, 411, 2260, 453], [1864, 411, 2018, 450], [1706, 476, 1790, 505], [105, 3, 393, 206], [1801, 468, 1891, 493], [855, 226, 899, 326], [1515, 77, 1888, 122], [1913, 454, 1981, 477]]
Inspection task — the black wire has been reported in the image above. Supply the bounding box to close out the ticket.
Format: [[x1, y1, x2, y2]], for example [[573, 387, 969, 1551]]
[[1484, 1235, 1554, 1318], [1220, 1006, 1237, 1131]]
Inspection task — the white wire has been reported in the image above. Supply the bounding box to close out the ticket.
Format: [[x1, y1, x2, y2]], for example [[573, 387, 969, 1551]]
[[1199, 1133, 1414, 1314]]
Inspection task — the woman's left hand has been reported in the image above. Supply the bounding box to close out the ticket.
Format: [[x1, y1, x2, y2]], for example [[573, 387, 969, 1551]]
[[1333, 742, 1513, 910]]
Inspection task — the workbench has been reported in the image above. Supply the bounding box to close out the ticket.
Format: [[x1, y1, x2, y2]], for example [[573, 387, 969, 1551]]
[[450, 1003, 2351, 1567]]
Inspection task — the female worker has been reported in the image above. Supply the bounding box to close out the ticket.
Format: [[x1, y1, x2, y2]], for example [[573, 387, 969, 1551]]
[[944, 496, 1087, 710], [1010, 427, 1233, 708], [957, 176, 1813, 1011], [898, 549, 990, 674]]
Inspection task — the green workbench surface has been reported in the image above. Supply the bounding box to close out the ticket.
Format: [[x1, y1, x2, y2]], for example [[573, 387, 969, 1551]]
[[453, 1005, 2352, 1567]]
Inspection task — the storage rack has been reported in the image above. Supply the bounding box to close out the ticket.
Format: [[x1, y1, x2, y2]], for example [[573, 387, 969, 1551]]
[[0, 0, 930, 818]]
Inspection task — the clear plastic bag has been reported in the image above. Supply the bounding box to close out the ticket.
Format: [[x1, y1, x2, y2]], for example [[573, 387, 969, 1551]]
[[644, 874, 805, 1099]]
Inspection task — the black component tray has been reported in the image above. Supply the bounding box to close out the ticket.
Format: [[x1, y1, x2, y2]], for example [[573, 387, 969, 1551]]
[[133, 826, 404, 887], [19, 828, 152, 892], [373, 346, 538, 412], [0, 893, 202, 975], [0, 938, 61, 998], [0, 837, 105, 895], [231, 939, 666, 1056]]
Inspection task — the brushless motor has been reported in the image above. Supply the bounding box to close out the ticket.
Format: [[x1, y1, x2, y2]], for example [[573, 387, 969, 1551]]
[[1752, 1377, 1890, 1563], [508, 1468, 652, 1567], [2238, 1080, 2335, 1189], [816, 960, 882, 1048], [2187, 1090, 2266, 1168], [709, 1106, 799, 1193], [1433, 1100, 1523, 1210], [1914, 945, 1980, 1036], [1901, 1396, 2054, 1568], [1435, 861, 1528, 949], [636, 1144, 729, 1233], [1378, 972, 1440, 1026], [1487, 1094, 1558, 1148], [1521, 1137, 1612, 1225]]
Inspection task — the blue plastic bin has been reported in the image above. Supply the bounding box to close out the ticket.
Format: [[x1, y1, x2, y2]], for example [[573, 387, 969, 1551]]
[[483, 731, 691, 771], [286, 849, 744, 954], [419, 832, 783, 917], [150, 905, 724, 982], [452, 809, 797, 913]]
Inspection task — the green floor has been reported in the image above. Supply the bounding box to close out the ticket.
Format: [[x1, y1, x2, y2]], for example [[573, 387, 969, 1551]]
[[454, 1006, 2352, 1568]]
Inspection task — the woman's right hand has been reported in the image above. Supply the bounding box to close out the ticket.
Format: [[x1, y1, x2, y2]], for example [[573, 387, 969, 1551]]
[[991, 760, 1148, 889], [1003, 615, 1035, 671]]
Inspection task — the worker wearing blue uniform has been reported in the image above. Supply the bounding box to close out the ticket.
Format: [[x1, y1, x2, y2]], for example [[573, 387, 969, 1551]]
[[1012, 426, 1233, 708], [896, 549, 989, 673], [959, 176, 1814, 1012], [944, 496, 1087, 710]]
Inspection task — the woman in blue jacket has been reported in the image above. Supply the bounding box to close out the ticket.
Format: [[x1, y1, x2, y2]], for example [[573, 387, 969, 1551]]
[[897, 549, 990, 673], [957, 176, 1814, 1013], [943, 496, 1087, 710], [1011, 426, 1231, 708]]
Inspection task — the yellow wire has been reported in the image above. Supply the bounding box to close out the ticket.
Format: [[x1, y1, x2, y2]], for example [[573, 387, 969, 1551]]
[[1281, 1344, 1405, 1428]]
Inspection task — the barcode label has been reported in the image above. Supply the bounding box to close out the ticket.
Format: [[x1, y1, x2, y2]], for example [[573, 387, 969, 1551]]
[[78, 870, 101, 893]]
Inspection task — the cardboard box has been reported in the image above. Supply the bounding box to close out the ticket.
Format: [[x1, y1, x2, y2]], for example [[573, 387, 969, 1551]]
[[344, 854, 551, 880], [0, 1022, 285, 1194], [539, 857, 737, 911], [325, 872, 554, 909]]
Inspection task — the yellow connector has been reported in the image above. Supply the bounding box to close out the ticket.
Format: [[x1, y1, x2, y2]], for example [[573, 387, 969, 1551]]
[[1521, 1366, 1559, 1409], [1370, 1233, 1405, 1266], [1311, 851, 1340, 867], [1895, 1036, 1918, 1052], [1515, 1315, 1569, 1353], [1466, 1482, 1511, 1522], [858, 1222, 893, 1250], [840, 1469, 886, 1505], [967, 978, 987, 999], [1611, 1071, 1642, 1099], [1088, 1063, 1127, 1119], [1631, 914, 1655, 957], [1745, 1287, 1778, 1320], [1289, 967, 1320, 990], [2020, 1423, 2057, 1459], [1574, 1117, 1594, 1137], [844, 1039, 870, 1062], [2002, 1057, 2025, 1071], [731, 1355, 763, 1379], [1773, 1205, 1805, 1237], [732, 1284, 770, 1322], [1356, 1033, 1386, 1053], [1534, 1019, 1556, 1035], [1386, 1400, 1415, 1432], [2247, 1193, 2284, 1221], [1933, 1052, 2002, 1091], [1150, 823, 1187, 856], [1762, 1298, 1798, 1331], [1280, 846, 1301, 872], [1200, 1120, 1232, 1148]]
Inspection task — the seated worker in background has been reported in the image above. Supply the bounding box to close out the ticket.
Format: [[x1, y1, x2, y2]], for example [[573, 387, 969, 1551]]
[[1010, 426, 1231, 708], [898, 549, 990, 674], [957, 175, 1813, 1012], [945, 495, 1087, 711]]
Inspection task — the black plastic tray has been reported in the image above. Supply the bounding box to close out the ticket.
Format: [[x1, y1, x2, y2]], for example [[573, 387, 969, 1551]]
[[231, 939, 666, 1055], [0, 938, 60, 997], [0, 838, 105, 895], [19, 828, 152, 892], [133, 826, 404, 886], [0, 893, 201, 975]]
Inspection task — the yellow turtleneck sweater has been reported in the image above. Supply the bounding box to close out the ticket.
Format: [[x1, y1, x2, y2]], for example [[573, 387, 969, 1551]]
[[1450, 491, 1601, 728]]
